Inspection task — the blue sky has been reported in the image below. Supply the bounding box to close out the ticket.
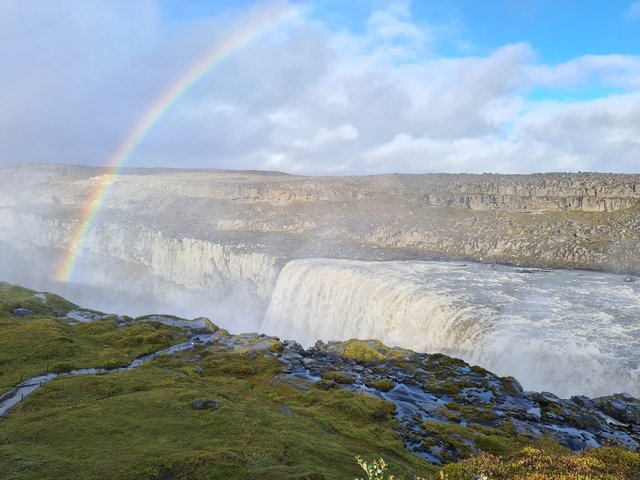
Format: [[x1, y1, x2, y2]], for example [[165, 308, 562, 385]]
[[160, 0, 640, 62], [1, 0, 639, 173]]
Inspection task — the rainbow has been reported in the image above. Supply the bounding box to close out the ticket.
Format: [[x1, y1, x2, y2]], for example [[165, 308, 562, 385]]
[[55, 4, 297, 282]]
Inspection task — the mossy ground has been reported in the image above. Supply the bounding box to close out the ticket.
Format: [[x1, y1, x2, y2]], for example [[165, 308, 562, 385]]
[[0, 347, 433, 479], [0, 283, 432, 479], [0, 283, 186, 393], [1, 282, 639, 479], [439, 445, 640, 479]]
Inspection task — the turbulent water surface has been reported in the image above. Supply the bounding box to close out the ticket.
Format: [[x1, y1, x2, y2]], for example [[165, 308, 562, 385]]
[[263, 259, 640, 398]]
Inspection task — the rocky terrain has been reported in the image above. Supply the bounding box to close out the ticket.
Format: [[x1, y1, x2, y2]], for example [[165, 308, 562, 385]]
[[273, 337, 640, 464], [6, 302, 640, 466], [1, 164, 639, 282]]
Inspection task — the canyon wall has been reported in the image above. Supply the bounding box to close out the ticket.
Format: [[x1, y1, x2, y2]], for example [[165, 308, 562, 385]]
[[1, 164, 640, 279]]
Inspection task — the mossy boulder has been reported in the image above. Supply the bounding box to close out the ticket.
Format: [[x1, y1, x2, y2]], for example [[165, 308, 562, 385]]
[[365, 378, 395, 392]]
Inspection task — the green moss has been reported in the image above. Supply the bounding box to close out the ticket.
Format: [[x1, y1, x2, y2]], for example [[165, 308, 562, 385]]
[[437, 446, 640, 480], [470, 365, 490, 375], [203, 318, 219, 333], [0, 349, 434, 479], [428, 353, 467, 369], [341, 340, 386, 364], [321, 371, 355, 385], [313, 380, 338, 391], [217, 328, 231, 338], [365, 378, 395, 392], [500, 375, 522, 395], [268, 340, 285, 354], [418, 420, 561, 463]]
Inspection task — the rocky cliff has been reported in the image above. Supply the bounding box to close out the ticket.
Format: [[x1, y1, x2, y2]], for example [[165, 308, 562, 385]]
[[1, 164, 639, 278]]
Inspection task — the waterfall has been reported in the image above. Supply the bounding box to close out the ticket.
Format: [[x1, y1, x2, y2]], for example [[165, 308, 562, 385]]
[[264, 258, 640, 398], [263, 258, 486, 353]]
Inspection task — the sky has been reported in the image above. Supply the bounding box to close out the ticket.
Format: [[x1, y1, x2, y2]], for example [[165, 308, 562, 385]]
[[1, 0, 639, 175]]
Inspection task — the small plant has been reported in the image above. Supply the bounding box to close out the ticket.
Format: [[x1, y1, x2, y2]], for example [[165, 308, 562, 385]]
[[355, 456, 394, 480], [354, 456, 428, 480]]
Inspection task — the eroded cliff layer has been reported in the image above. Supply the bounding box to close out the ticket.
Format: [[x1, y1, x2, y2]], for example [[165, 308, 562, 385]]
[[1, 164, 639, 275]]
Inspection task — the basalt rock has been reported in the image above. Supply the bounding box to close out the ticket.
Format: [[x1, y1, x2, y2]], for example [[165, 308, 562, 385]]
[[190, 399, 219, 411], [207, 328, 640, 465], [2, 166, 640, 282]]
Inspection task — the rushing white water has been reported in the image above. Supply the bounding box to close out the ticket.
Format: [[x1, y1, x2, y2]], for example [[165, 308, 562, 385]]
[[263, 258, 640, 398]]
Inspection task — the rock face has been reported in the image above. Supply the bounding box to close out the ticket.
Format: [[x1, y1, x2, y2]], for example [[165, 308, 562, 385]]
[[1, 165, 639, 280]]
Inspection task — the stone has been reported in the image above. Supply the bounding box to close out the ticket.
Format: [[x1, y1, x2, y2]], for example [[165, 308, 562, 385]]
[[191, 399, 219, 410], [372, 411, 388, 422], [13, 308, 33, 317], [532, 391, 561, 406], [566, 438, 587, 451], [571, 395, 595, 410]]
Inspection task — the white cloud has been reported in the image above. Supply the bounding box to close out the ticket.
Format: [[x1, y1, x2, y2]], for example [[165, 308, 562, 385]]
[[1, 0, 639, 174], [293, 124, 359, 150], [367, 5, 426, 46], [528, 54, 640, 89]]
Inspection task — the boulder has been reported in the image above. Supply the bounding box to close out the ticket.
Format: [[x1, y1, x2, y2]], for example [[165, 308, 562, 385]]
[[594, 393, 640, 425], [191, 399, 219, 410]]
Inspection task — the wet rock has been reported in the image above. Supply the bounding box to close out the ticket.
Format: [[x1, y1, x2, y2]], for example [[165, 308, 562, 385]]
[[525, 407, 542, 421], [571, 395, 595, 410], [247, 330, 640, 464], [191, 399, 219, 410], [372, 411, 389, 422], [594, 393, 640, 425], [570, 412, 606, 430], [13, 307, 33, 317], [532, 391, 561, 406], [624, 276, 637, 283], [566, 437, 587, 450], [501, 376, 524, 395]]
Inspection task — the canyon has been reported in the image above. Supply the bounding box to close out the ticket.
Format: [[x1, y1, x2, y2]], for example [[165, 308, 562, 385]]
[[1, 164, 639, 397]]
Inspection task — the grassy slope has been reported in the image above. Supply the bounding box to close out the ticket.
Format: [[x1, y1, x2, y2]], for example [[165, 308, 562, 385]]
[[440, 446, 640, 479], [0, 282, 433, 479], [0, 283, 187, 394], [1, 282, 639, 479], [0, 349, 433, 479]]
